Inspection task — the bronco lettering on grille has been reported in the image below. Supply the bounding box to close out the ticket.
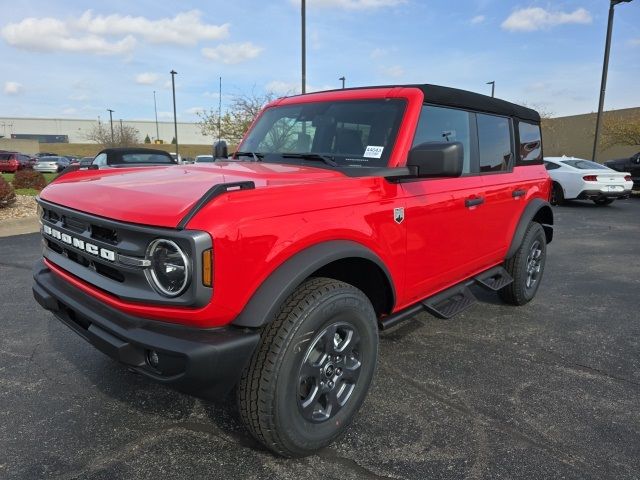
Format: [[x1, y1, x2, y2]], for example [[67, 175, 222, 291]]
[[43, 225, 116, 262]]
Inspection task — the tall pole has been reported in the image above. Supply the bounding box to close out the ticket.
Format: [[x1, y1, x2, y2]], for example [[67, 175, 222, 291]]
[[592, 1, 633, 161], [339, 76, 345, 89], [119, 119, 124, 144], [170, 70, 179, 159], [486, 81, 495, 98], [107, 109, 114, 145], [153, 90, 159, 142], [301, 0, 306, 94], [218, 76, 222, 144]]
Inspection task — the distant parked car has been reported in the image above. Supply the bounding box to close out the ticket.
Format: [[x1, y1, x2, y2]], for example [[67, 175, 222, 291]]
[[34, 156, 70, 173], [194, 154, 214, 163], [35, 152, 57, 158], [544, 156, 633, 206], [0, 152, 34, 173], [605, 152, 640, 190], [79, 156, 95, 167], [169, 152, 183, 164], [91, 148, 177, 169]]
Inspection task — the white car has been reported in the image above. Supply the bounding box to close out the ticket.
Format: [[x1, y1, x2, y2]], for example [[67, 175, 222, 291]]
[[544, 156, 633, 206], [194, 154, 214, 163]]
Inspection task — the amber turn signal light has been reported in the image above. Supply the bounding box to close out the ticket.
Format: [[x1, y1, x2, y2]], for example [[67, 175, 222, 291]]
[[202, 249, 213, 287]]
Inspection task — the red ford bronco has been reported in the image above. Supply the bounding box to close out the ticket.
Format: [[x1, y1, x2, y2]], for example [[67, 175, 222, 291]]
[[33, 84, 552, 457]]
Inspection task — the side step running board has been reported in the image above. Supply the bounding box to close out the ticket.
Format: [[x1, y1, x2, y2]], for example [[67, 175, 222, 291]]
[[379, 265, 514, 330]]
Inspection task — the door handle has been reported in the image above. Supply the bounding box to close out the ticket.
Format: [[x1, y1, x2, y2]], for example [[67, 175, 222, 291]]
[[512, 189, 526, 198], [465, 197, 484, 208]]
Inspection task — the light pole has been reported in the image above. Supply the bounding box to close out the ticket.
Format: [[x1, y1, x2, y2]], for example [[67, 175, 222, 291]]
[[486, 81, 495, 98], [301, 0, 306, 94], [153, 90, 160, 143], [119, 119, 124, 144], [107, 109, 114, 145], [170, 70, 179, 158], [339, 76, 345, 89], [592, 0, 633, 162]]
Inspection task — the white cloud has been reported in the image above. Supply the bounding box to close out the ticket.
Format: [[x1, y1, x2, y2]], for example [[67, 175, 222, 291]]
[[502, 7, 591, 32], [630, 38, 640, 47], [3, 81, 23, 95], [266, 80, 336, 95], [69, 93, 88, 101], [1, 10, 229, 56], [202, 42, 263, 64], [381, 65, 405, 78], [62, 107, 77, 115], [74, 10, 229, 46], [290, 0, 405, 10], [135, 72, 159, 85], [370, 47, 388, 59], [471, 15, 485, 25]]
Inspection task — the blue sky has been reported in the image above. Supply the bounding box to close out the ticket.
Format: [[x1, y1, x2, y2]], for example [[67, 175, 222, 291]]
[[1, 0, 638, 122]]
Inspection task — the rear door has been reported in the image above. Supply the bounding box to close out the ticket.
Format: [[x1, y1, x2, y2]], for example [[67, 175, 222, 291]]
[[480, 117, 543, 258], [401, 105, 491, 303]]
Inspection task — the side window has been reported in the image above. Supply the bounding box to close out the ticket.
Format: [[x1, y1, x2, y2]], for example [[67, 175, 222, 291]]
[[544, 161, 560, 171], [518, 121, 542, 165], [413, 105, 471, 174], [93, 153, 107, 166], [477, 114, 512, 173]]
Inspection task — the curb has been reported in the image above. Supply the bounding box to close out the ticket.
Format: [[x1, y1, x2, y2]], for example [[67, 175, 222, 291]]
[[0, 216, 40, 238]]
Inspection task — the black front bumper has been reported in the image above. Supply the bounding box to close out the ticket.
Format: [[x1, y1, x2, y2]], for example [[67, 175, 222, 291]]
[[32, 259, 260, 399], [577, 189, 632, 200]]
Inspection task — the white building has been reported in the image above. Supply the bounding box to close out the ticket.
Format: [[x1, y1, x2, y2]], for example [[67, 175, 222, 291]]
[[0, 117, 209, 144]]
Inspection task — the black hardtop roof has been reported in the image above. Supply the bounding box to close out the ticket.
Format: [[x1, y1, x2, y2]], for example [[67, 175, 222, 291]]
[[311, 83, 541, 123]]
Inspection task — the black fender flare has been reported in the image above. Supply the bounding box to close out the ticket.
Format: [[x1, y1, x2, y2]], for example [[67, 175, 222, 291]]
[[232, 240, 396, 328], [506, 198, 554, 259]]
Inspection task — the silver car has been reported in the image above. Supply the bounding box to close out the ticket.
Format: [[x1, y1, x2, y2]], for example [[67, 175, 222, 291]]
[[34, 156, 70, 173]]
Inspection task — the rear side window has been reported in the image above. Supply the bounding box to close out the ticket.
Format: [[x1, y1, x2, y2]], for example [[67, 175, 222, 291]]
[[477, 114, 512, 173], [518, 121, 542, 165], [413, 105, 472, 174], [544, 161, 560, 170]]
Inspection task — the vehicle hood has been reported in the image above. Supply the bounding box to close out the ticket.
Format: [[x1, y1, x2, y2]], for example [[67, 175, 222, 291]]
[[40, 162, 345, 228]]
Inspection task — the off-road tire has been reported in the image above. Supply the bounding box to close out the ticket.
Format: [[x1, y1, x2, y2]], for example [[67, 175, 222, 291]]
[[499, 222, 547, 306], [237, 277, 378, 457]]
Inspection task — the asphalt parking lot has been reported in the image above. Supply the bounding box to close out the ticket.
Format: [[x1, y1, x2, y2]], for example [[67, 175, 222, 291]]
[[1, 198, 639, 480]]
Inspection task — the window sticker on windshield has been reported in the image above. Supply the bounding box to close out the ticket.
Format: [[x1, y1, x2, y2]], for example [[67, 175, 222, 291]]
[[363, 145, 384, 159]]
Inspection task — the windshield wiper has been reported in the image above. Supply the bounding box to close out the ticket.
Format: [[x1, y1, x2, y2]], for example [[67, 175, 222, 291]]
[[281, 153, 338, 167], [235, 151, 263, 162]]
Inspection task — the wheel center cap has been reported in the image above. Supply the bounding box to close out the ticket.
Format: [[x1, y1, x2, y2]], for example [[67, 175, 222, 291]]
[[324, 364, 335, 377]]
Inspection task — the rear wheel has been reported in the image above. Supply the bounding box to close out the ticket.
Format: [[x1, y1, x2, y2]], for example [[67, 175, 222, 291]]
[[499, 222, 547, 306], [550, 182, 564, 205], [593, 198, 614, 206], [237, 277, 378, 457]]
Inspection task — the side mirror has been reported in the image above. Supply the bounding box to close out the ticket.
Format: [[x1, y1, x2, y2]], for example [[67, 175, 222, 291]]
[[213, 140, 228, 160], [407, 142, 464, 178]]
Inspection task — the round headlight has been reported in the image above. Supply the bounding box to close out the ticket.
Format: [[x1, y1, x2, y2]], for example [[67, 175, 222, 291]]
[[146, 239, 190, 297]]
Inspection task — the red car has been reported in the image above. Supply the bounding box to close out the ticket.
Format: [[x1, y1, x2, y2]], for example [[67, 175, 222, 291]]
[[0, 151, 33, 173], [33, 84, 552, 456]]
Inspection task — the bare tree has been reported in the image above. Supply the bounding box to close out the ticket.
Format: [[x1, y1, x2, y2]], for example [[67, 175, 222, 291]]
[[198, 90, 279, 144], [602, 111, 640, 148], [85, 122, 140, 146]]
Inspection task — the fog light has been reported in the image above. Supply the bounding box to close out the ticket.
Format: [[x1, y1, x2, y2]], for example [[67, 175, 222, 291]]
[[147, 350, 160, 368]]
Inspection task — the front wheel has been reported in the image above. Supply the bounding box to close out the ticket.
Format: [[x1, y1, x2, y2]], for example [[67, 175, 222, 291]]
[[593, 198, 614, 206], [499, 222, 547, 306], [237, 277, 379, 457]]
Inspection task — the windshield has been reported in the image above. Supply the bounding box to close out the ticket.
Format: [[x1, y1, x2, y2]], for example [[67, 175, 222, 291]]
[[196, 155, 214, 162], [238, 99, 406, 168], [116, 153, 175, 165], [38, 157, 60, 163], [561, 159, 608, 170]]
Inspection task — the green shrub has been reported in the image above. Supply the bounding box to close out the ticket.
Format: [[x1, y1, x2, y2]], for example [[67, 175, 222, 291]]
[[12, 169, 47, 191], [0, 176, 16, 208]]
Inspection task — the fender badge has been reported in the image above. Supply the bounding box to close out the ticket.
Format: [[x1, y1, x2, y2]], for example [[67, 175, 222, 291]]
[[394, 207, 404, 224]]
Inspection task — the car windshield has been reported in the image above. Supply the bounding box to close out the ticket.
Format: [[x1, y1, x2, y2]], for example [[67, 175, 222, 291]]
[[38, 157, 60, 163], [561, 159, 608, 170], [196, 155, 214, 162], [116, 153, 175, 165], [238, 99, 406, 168]]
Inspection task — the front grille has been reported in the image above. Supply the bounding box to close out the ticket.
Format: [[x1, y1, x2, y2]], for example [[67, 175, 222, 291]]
[[38, 198, 212, 307]]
